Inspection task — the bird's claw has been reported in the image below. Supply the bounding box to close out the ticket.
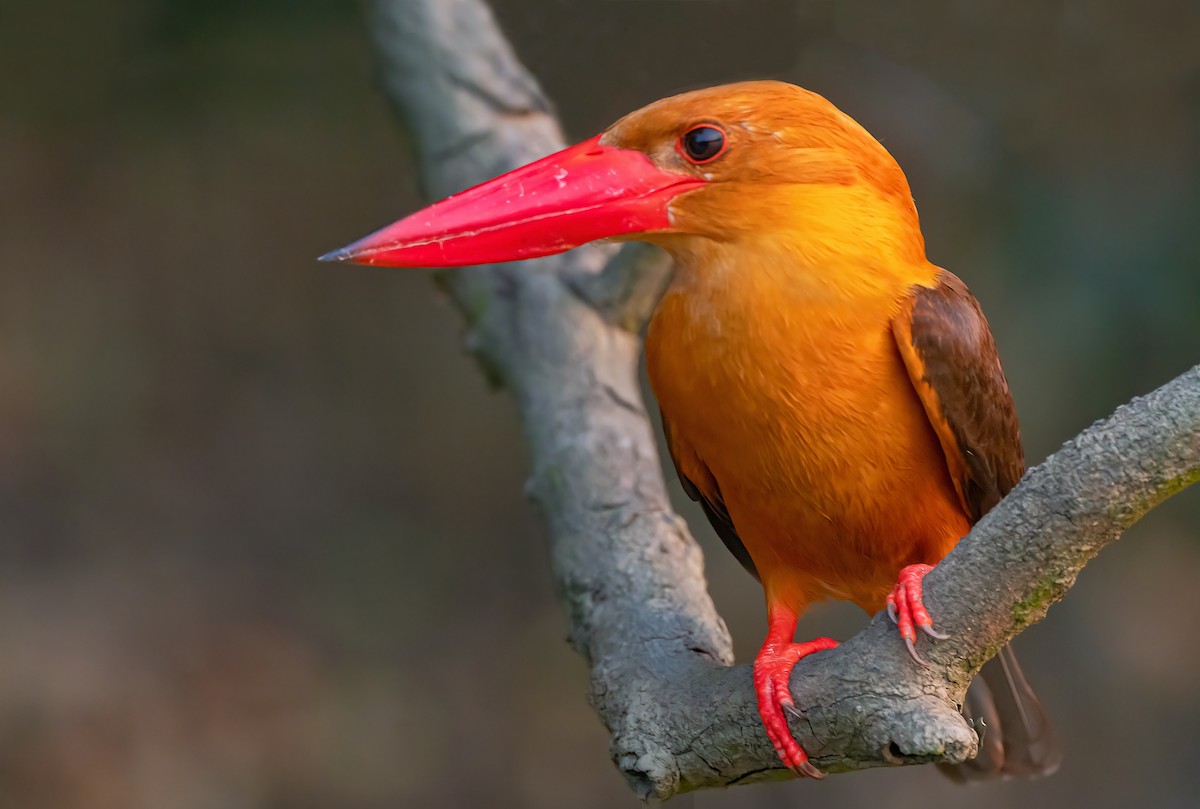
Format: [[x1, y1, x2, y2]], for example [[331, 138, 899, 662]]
[[780, 701, 825, 777], [887, 564, 948, 664], [920, 622, 950, 641], [754, 635, 838, 779], [792, 759, 825, 779], [904, 636, 929, 667]]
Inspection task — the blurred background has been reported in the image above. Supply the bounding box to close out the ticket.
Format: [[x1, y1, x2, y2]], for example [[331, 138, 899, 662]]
[[1, 0, 1198, 807]]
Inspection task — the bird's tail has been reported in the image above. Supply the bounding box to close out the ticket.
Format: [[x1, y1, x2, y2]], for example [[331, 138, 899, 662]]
[[938, 643, 1061, 782]]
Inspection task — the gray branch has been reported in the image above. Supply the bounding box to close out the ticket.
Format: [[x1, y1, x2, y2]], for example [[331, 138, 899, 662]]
[[363, 0, 1200, 800]]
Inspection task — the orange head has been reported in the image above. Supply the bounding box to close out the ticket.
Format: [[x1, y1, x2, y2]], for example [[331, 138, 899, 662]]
[[321, 81, 926, 269]]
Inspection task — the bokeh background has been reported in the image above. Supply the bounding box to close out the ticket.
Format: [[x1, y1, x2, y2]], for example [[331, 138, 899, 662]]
[[2, 1, 1199, 807]]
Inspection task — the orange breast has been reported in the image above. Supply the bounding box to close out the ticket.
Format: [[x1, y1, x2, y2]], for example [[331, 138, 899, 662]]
[[646, 260, 970, 615]]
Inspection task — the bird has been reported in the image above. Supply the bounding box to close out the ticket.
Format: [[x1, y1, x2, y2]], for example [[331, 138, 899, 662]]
[[322, 80, 1059, 781]]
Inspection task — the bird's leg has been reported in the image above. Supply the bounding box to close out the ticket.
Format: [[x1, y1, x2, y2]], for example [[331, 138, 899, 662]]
[[886, 563, 949, 665], [753, 603, 838, 778]]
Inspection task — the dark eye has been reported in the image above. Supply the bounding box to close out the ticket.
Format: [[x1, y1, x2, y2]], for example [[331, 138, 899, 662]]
[[679, 125, 727, 164]]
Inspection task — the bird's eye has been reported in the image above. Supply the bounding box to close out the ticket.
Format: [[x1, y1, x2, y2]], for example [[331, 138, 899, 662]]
[[679, 125, 728, 164]]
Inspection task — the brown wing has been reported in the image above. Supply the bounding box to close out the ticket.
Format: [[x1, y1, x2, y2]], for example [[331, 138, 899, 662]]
[[894, 272, 1059, 781], [660, 412, 759, 581], [891, 270, 1024, 523]]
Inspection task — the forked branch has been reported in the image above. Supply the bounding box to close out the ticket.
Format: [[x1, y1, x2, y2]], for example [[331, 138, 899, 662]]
[[362, 0, 1200, 799]]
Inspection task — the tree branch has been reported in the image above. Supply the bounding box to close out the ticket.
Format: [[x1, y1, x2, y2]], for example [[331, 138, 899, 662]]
[[363, 0, 1200, 800]]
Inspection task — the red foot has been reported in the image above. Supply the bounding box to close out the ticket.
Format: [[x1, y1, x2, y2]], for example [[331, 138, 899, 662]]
[[886, 563, 949, 665], [753, 605, 838, 778]]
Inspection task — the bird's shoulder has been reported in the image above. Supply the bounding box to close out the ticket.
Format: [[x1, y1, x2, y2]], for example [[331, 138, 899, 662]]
[[891, 270, 1024, 522]]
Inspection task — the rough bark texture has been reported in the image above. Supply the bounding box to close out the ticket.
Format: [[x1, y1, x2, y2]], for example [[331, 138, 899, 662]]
[[363, 0, 1200, 800]]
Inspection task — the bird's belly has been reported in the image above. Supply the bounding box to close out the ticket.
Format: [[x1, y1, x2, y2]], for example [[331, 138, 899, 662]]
[[647, 289, 969, 613]]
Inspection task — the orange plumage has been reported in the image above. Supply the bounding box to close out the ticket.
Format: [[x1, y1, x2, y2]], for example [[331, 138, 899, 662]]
[[326, 80, 1057, 781], [648, 265, 969, 614], [634, 83, 966, 616]]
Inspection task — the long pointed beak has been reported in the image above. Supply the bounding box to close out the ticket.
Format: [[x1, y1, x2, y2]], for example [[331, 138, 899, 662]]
[[319, 135, 704, 268]]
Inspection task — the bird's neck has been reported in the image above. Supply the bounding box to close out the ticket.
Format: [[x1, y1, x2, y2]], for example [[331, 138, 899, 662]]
[[665, 242, 937, 311], [658, 182, 935, 303]]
